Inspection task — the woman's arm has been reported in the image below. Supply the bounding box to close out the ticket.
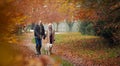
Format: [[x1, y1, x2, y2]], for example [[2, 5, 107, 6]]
[[53, 30, 55, 43]]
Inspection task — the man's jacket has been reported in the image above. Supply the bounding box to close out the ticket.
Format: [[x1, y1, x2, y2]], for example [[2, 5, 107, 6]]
[[34, 24, 45, 39]]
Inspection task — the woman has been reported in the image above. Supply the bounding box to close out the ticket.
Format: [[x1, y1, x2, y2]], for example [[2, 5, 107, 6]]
[[46, 23, 55, 54]]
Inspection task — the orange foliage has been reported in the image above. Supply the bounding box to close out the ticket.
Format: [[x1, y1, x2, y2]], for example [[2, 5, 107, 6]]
[[75, 8, 99, 21]]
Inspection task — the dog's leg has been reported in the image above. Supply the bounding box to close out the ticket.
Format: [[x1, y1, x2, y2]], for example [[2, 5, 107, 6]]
[[46, 51, 48, 55], [48, 48, 50, 55]]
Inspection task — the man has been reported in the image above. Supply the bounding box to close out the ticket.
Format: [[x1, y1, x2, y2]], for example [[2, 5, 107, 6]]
[[34, 21, 45, 55]]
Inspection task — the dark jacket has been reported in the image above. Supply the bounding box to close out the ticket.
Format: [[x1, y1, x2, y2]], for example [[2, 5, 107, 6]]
[[34, 24, 45, 39]]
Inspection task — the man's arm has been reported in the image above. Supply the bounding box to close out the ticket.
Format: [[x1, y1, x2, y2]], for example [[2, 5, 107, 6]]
[[34, 25, 40, 38]]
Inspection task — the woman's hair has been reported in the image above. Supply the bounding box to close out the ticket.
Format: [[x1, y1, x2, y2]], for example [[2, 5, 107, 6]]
[[48, 23, 52, 30]]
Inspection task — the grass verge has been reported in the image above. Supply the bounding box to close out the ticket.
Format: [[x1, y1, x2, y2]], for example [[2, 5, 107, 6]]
[[54, 32, 120, 65]]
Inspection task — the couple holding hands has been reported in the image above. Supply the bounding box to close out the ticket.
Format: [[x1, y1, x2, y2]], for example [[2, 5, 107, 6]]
[[34, 21, 55, 55]]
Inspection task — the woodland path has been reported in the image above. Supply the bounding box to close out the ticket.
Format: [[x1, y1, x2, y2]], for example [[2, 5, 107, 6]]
[[17, 32, 66, 66]]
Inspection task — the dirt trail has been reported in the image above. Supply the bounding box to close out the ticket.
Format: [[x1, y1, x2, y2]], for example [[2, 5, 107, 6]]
[[16, 32, 62, 66]]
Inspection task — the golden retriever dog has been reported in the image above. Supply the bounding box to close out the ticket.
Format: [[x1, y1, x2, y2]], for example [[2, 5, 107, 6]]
[[44, 43, 53, 55]]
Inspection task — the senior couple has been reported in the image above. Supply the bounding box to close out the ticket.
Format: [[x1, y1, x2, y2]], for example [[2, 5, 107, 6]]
[[34, 21, 55, 55]]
